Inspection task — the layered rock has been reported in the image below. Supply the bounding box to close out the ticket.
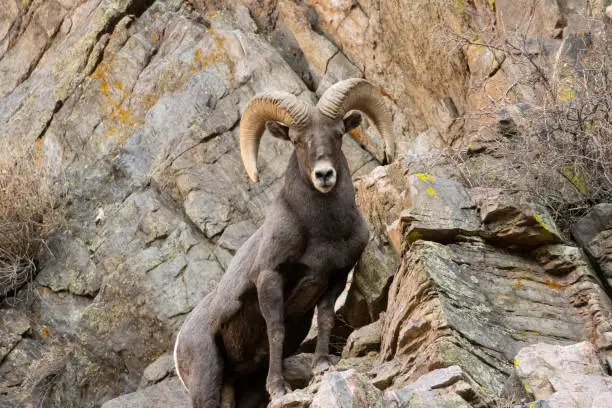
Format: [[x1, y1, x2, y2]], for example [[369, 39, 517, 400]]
[[262, 159, 612, 408], [376, 160, 612, 400], [2, 1, 611, 407]]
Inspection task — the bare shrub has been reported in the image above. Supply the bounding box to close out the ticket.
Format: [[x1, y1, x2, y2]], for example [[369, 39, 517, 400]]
[[0, 139, 65, 299], [442, 4, 611, 233]]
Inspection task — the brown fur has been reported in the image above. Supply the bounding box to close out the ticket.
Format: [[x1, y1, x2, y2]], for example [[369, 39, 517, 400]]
[[174, 111, 369, 407]]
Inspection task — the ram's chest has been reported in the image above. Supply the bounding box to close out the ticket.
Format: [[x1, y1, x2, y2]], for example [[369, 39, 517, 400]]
[[301, 239, 353, 273], [303, 214, 368, 271]]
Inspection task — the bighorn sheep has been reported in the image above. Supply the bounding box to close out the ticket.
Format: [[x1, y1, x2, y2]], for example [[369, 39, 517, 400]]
[[174, 78, 394, 408]]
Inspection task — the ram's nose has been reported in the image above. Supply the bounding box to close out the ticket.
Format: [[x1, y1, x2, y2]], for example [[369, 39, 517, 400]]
[[312, 162, 337, 193]]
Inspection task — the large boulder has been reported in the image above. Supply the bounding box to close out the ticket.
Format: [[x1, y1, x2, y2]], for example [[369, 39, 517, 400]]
[[514, 341, 612, 408], [371, 160, 612, 400], [101, 377, 190, 408]]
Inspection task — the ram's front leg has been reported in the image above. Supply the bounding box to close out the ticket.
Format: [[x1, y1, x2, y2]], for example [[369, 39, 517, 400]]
[[312, 273, 348, 374], [257, 268, 291, 399]]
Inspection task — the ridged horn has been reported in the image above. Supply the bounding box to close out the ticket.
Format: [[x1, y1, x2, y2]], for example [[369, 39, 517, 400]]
[[239, 91, 311, 183], [317, 78, 395, 161]]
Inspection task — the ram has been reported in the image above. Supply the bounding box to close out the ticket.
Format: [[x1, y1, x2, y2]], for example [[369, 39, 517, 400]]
[[174, 78, 394, 408]]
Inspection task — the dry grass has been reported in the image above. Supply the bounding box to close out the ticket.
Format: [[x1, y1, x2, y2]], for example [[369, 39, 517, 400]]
[[442, 4, 611, 233], [0, 139, 65, 299]]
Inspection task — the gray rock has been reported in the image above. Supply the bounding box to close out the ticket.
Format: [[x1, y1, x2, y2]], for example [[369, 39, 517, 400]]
[[514, 341, 612, 404], [572, 203, 612, 288], [333, 354, 377, 375], [311, 369, 383, 408], [384, 388, 472, 408], [379, 239, 611, 396], [0, 309, 30, 361], [268, 389, 313, 408], [401, 174, 481, 243], [371, 360, 402, 390], [0, 2, 321, 405], [471, 188, 563, 247], [403, 366, 463, 392], [139, 354, 176, 389], [36, 234, 101, 296], [533, 245, 587, 275], [101, 377, 190, 408], [283, 353, 314, 389], [383, 366, 471, 408], [342, 319, 382, 358]]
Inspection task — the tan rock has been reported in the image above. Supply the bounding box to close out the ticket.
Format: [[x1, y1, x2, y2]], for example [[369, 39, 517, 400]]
[[379, 237, 612, 396], [268, 390, 313, 408], [514, 341, 612, 406], [342, 319, 382, 358], [277, 0, 338, 74]]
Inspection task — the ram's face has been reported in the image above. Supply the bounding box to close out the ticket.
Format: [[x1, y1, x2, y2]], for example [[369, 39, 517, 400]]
[[267, 111, 361, 193]]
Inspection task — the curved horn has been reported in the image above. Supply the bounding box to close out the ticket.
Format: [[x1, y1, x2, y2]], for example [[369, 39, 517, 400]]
[[317, 78, 395, 161], [239, 91, 311, 183]]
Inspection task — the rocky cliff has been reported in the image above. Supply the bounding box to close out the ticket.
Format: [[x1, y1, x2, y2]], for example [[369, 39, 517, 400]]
[[0, 1, 610, 407]]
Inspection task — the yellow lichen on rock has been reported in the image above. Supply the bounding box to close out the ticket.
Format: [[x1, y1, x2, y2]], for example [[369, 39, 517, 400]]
[[533, 213, 553, 234], [415, 173, 436, 183], [190, 29, 230, 73]]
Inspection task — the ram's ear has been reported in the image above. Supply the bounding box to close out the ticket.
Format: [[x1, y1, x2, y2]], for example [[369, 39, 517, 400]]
[[266, 121, 290, 140], [343, 112, 362, 133]]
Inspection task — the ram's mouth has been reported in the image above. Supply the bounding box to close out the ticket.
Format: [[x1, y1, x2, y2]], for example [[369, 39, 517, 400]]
[[314, 182, 334, 193]]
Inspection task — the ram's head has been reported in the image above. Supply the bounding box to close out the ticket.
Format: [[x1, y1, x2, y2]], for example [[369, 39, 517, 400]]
[[239, 79, 395, 193]]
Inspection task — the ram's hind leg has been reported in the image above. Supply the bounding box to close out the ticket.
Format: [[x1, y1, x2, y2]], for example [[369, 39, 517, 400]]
[[187, 336, 226, 408]]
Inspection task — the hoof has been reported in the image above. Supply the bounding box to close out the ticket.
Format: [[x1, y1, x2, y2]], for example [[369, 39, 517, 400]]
[[312, 355, 332, 375], [267, 378, 292, 400]]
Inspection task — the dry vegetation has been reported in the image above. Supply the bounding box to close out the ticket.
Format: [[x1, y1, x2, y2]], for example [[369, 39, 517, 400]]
[[444, 4, 611, 232], [0, 139, 65, 300]]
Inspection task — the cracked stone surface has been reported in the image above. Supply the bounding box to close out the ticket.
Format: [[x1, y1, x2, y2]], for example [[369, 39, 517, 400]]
[[2, 1, 611, 407], [374, 159, 612, 399], [0, 1, 378, 406], [514, 341, 612, 408]]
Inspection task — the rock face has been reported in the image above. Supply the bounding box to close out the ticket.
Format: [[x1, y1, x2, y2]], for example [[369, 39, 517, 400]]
[[236, 0, 602, 154], [377, 159, 612, 398], [514, 341, 612, 408], [2, 0, 611, 407], [0, 1, 376, 407], [572, 204, 612, 291]]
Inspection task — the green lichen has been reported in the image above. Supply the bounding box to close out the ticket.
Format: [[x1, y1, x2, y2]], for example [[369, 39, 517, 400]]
[[560, 165, 588, 196], [406, 230, 423, 244], [478, 231, 494, 239], [533, 213, 553, 233]]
